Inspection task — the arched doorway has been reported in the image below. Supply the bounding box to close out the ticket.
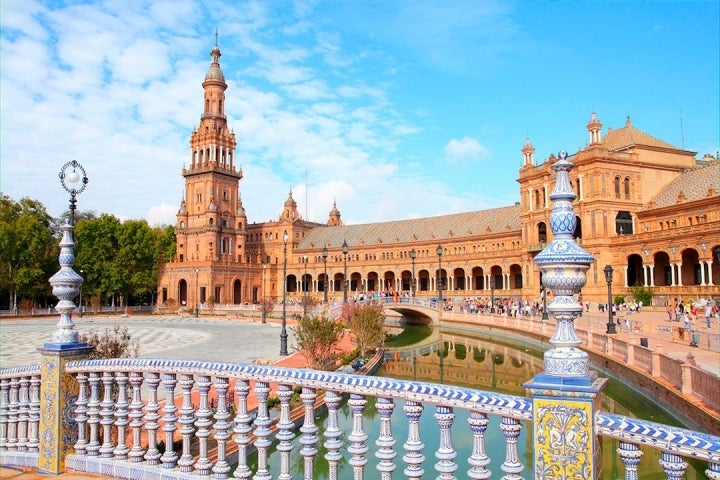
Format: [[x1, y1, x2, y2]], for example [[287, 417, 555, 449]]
[[233, 279, 241, 304], [178, 279, 188, 306]]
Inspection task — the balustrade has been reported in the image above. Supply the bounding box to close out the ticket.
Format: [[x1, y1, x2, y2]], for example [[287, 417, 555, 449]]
[[2, 360, 719, 479]]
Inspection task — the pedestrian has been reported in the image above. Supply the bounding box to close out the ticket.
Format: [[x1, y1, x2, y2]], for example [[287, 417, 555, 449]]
[[705, 304, 713, 329]]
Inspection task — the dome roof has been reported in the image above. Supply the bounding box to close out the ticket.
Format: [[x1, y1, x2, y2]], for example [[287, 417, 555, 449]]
[[204, 45, 225, 83]]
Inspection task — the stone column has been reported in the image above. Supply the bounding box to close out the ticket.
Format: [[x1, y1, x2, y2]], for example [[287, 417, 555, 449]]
[[38, 222, 93, 474], [524, 151, 607, 480]]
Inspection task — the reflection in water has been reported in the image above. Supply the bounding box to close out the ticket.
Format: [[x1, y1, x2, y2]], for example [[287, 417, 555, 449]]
[[250, 326, 703, 479]]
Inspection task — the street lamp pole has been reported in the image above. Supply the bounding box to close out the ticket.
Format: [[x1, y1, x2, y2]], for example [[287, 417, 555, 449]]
[[342, 240, 349, 302], [604, 265, 617, 334], [79, 269, 84, 318], [410, 248, 416, 296], [436, 244, 443, 302], [322, 247, 328, 304], [490, 276, 496, 313], [262, 263, 266, 324], [195, 267, 199, 318], [280, 230, 289, 355], [303, 255, 308, 317]]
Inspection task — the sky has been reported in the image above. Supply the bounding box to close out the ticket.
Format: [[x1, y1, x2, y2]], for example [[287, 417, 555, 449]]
[[1, 1, 718, 227]]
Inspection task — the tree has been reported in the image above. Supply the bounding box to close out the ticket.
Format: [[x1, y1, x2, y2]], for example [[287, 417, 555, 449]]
[[292, 315, 345, 370], [630, 283, 654, 306], [260, 297, 275, 321], [342, 301, 386, 358], [0, 196, 56, 309]]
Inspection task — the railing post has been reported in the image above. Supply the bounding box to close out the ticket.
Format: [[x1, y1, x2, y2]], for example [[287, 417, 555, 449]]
[[524, 151, 607, 480], [38, 221, 93, 474]]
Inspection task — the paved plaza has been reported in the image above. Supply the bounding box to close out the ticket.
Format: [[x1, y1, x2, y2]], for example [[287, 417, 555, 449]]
[[0, 315, 294, 369]]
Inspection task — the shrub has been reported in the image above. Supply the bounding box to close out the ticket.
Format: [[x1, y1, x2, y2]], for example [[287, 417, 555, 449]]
[[80, 325, 141, 359]]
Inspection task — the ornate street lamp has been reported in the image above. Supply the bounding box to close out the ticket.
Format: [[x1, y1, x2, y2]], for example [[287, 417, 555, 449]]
[[410, 248, 416, 296], [604, 265, 617, 334], [436, 244, 443, 302], [302, 255, 308, 317], [59, 159, 88, 226], [490, 276, 496, 313], [322, 246, 328, 303], [281, 230, 289, 355], [195, 267, 200, 318], [342, 240, 349, 302]]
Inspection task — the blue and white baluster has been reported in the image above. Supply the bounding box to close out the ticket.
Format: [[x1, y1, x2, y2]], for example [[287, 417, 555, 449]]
[[27, 374, 41, 453], [160, 373, 178, 468], [276, 384, 295, 480], [617, 441, 642, 480], [347, 394, 369, 478], [17, 376, 29, 451], [213, 376, 232, 479], [467, 411, 491, 479], [7, 377, 18, 450], [323, 390, 343, 480], [659, 451, 687, 480], [99, 372, 115, 458], [300, 386, 319, 480], [127, 372, 146, 462], [499, 416, 523, 479], [402, 400, 425, 480], [177, 373, 196, 472], [194, 375, 213, 475], [73, 373, 89, 456], [434, 405, 457, 480], [375, 396, 396, 480], [85, 372, 101, 457], [112, 372, 129, 460], [143, 372, 161, 465], [253, 381, 272, 480], [706, 461, 720, 480], [232, 380, 252, 480], [0, 378, 9, 450]]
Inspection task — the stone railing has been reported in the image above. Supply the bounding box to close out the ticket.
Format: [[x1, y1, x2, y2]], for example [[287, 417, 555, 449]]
[[1, 359, 719, 479], [442, 311, 720, 423]]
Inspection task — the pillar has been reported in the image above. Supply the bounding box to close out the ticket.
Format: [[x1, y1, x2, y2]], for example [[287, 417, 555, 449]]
[[524, 151, 606, 480], [38, 222, 93, 474]]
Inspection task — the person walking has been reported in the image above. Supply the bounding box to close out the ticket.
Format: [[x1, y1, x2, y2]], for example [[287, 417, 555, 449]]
[[705, 303, 713, 329]]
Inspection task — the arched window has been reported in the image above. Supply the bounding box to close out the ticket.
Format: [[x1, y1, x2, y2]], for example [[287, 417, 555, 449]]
[[205, 99, 209, 112], [538, 222, 547, 244], [624, 177, 631, 199], [614, 176, 621, 198], [615, 211, 633, 234]]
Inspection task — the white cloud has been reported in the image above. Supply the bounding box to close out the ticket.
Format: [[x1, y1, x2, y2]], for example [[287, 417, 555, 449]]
[[443, 136, 490, 163]]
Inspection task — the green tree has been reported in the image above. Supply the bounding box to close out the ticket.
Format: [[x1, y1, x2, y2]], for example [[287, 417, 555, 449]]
[[74, 214, 123, 306], [630, 283, 654, 306], [0, 196, 56, 309], [116, 219, 161, 304], [292, 315, 345, 369], [342, 301, 386, 358]]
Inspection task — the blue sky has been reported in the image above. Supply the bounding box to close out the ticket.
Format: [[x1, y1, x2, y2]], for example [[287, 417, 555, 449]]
[[1, 1, 718, 227]]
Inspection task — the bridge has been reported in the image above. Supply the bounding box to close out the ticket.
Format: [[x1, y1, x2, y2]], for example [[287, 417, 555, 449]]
[[327, 296, 441, 325]]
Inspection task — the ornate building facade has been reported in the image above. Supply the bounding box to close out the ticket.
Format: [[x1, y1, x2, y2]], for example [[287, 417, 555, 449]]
[[157, 44, 720, 310]]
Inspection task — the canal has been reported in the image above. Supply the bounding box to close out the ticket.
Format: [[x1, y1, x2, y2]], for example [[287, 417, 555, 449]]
[[255, 324, 705, 479]]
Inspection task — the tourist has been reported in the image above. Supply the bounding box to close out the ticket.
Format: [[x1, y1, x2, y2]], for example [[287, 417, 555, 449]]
[[705, 303, 713, 329]]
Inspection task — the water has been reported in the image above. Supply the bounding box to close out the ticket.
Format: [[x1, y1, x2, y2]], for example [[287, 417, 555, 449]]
[[249, 325, 705, 479]]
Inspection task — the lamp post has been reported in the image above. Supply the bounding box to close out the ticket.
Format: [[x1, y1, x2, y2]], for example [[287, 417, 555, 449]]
[[604, 265, 617, 334], [490, 276, 495, 313], [280, 230, 289, 355], [322, 246, 328, 304], [195, 267, 199, 318], [342, 240, 349, 302], [262, 263, 266, 324], [302, 255, 308, 317], [79, 270, 84, 318], [410, 248, 416, 296], [436, 244, 443, 302]]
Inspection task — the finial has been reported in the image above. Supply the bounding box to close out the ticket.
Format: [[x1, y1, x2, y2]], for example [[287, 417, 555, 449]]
[[215, 28, 219, 46]]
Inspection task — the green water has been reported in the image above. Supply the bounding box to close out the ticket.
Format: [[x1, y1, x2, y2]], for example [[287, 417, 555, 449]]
[[248, 325, 705, 479]]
